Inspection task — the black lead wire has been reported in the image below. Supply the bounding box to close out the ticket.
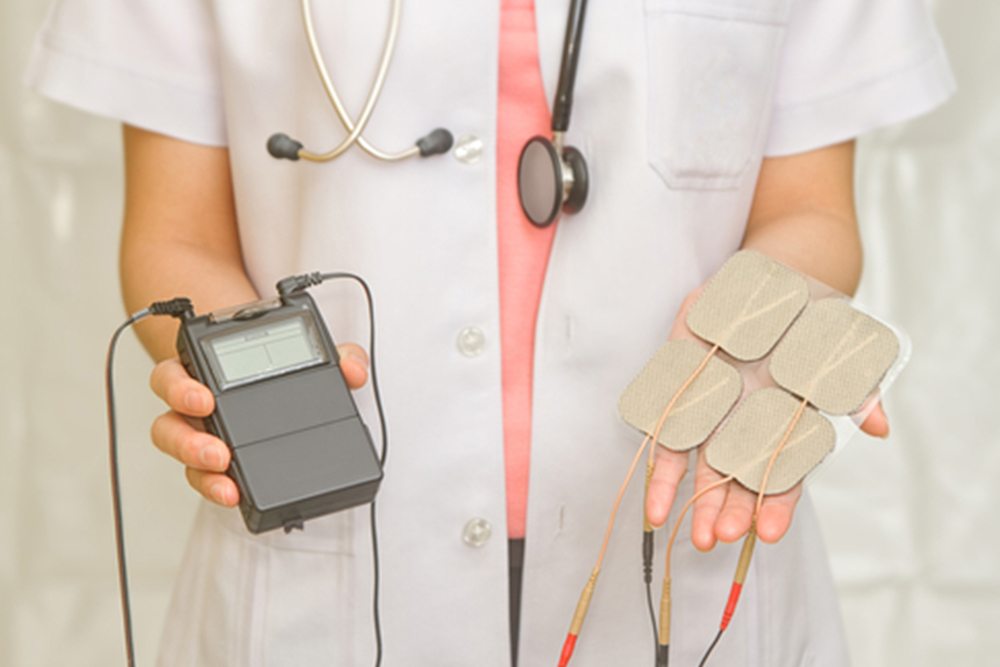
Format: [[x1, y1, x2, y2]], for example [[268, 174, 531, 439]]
[[642, 530, 658, 664], [318, 273, 389, 667], [106, 310, 151, 667], [697, 628, 724, 667], [644, 577, 658, 663]]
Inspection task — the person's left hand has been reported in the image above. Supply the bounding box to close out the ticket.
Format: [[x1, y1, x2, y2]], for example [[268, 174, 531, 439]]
[[644, 289, 889, 548]]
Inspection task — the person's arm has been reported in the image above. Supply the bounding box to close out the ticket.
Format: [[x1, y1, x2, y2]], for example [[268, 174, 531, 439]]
[[121, 125, 368, 507], [741, 140, 862, 296], [121, 125, 258, 359], [646, 140, 888, 548]]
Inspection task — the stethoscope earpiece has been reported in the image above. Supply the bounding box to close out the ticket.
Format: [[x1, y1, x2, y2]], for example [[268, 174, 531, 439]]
[[416, 129, 455, 157], [267, 133, 304, 161], [518, 136, 589, 228]]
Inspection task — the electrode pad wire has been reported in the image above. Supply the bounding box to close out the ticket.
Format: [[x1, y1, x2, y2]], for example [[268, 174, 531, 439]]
[[561, 342, 724, 667], [105, 275, 387, 667], [557, 433, 652, 667], [629, 343, 719, 667], [655, 474, 733, 667], [663, 475, 735, 581], [557, 340, 724, 667], [754, 397, 808, 519], [696, 396, 810, 667]]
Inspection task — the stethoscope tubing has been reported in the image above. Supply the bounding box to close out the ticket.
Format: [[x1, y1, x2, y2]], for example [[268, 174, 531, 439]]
[[299, 0, 419, 162], [552, 0, 588, 133]]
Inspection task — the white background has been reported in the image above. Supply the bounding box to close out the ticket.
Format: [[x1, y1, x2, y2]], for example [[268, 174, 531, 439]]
[[1, 0, 997, 665]]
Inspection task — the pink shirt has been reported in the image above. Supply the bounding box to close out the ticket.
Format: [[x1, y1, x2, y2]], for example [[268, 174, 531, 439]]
[[497, 0, 555, 540]]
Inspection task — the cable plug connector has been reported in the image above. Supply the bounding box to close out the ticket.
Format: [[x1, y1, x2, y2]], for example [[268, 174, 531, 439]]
[[643, 459, 655, 583], [149, 298, 194, 319], [643, 530, 654, 584], [657, 643, 670, 667], [276, 272, 324, 296]]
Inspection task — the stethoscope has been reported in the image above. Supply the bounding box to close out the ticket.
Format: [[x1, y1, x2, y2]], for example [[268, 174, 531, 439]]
[[269, 0, 590, 228]]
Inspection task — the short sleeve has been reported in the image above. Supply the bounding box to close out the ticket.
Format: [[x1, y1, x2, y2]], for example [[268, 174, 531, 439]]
[[24, 0, 227, 146], [764, 0, 955, 156]]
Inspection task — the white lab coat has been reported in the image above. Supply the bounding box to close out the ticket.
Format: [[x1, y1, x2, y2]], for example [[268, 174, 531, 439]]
[[27, 1, 954, 665]]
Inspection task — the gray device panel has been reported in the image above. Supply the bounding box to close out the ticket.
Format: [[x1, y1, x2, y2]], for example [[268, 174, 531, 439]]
[[216, 367, 357, 447], [176, 290, 382, 534], [236, 419, 381, 510]]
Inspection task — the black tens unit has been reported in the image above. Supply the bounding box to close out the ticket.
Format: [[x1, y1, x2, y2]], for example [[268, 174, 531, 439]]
[[175, 290, 382, 534]]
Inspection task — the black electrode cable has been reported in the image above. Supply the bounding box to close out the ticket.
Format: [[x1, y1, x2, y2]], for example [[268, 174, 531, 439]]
[[106, 309, 152, 667], [318, 273, 389, 667], [643, 537, 659, 665], [697, 628, 724, 667], [642, 460, 658, 666], [282, 272, 389, 666], [106, 298, 193, 667], [370, 503, 383, 667]]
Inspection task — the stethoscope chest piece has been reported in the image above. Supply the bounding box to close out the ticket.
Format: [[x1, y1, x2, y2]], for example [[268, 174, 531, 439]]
[[518, 136, 590, 228], [516, 0, 591, 228]]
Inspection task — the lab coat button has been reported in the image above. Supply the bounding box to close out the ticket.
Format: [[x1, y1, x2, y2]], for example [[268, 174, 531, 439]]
[[453, 134, 484, 164], [457, 327, 486, 357], [463, 518, 492, 547]]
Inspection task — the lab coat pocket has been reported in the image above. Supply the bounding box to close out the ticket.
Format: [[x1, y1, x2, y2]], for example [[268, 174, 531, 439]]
[[157, 503, 358, 667], [255, 511, 359, 667], [643, 0, 790, 190]]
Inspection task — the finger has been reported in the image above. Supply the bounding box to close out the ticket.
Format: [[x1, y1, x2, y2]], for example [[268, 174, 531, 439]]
[[859, 401, 889, 439], [667, 287, 706, 342], [690, 448, 732, 551], [150, 358, 215, 417], [185, 467, 239, 507], [645, 445, 690, 528], [337, 343, 369, 389], [151, 410, 230, 472], [713, 482, 758, 544], [754, 485, 802, 544]]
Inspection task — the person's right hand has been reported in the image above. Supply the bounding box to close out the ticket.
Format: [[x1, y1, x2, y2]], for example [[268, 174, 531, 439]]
[[149, 344, 372, 507]]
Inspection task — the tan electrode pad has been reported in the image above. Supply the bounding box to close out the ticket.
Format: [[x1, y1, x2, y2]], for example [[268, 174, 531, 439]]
[[769, 299, 900, 415], [705, 388, 836, 494], [686, 250, 810, 361], [618, 340, 742, 452]]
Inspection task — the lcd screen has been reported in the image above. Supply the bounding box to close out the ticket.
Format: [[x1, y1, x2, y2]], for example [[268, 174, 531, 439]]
[[208, 315, 326, 388]]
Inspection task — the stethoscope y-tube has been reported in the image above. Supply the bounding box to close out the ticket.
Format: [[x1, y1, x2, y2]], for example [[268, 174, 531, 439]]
[[268, 0, 453, 163], [518, 0, 590, 227]]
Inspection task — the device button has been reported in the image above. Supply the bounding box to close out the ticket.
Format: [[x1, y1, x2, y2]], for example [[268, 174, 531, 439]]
[[462, 518, 492, 547], [457, 326, 486, 357], [453, 134, 484, 164]]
